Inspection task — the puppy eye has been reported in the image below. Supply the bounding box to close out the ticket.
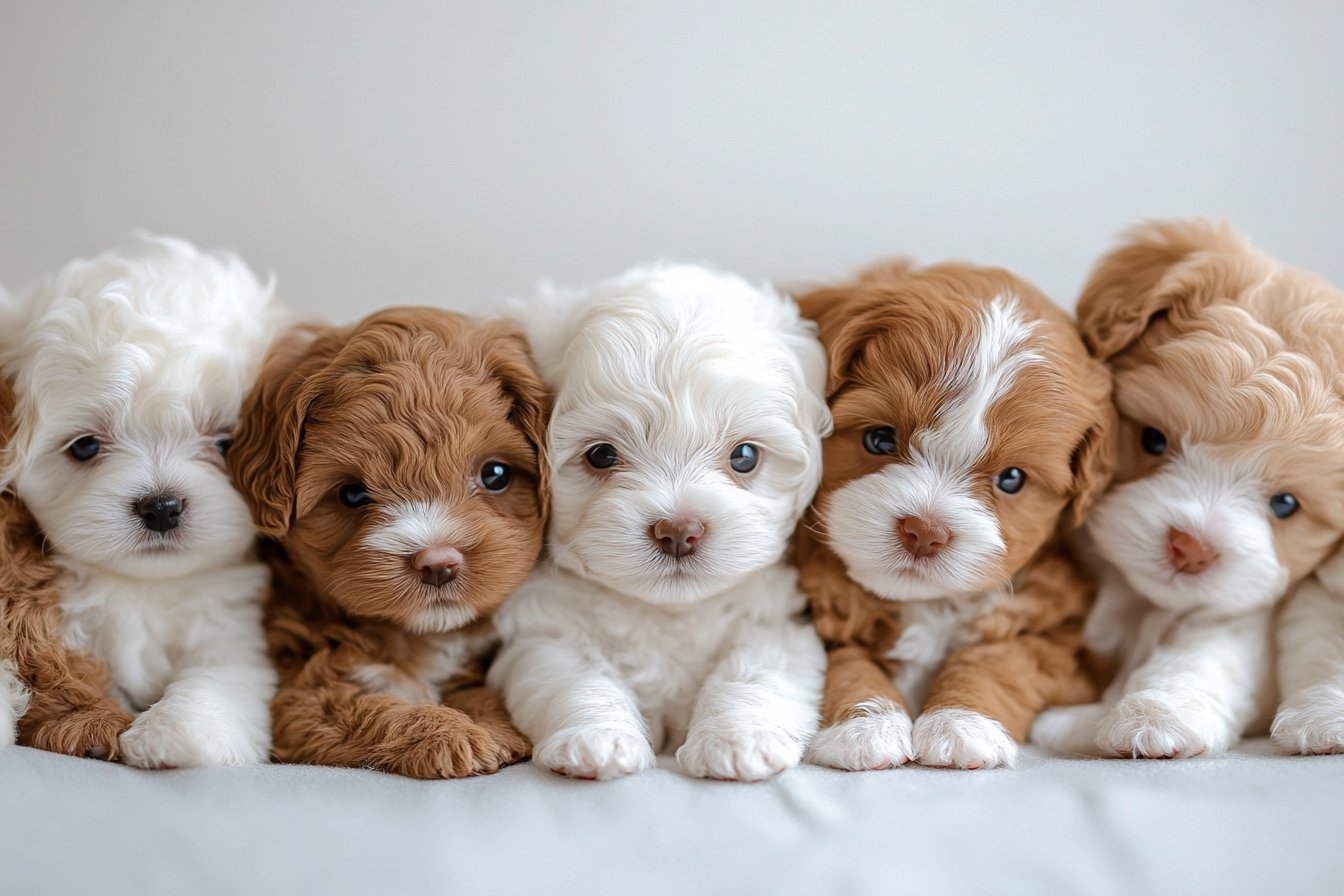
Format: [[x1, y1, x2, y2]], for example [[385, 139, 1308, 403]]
[[585, 443, 619, 469], [729, 443, 759, 474], [862, 426, 898, 455], [1141, 427, 1167, 456], [995, 467, 1027, 494], [68, 436, 101, 462], [338, 483, 373, 508], [479, 461, 512, 492], [215, 437, 233, 457], [1270, 493, 1299, 519]]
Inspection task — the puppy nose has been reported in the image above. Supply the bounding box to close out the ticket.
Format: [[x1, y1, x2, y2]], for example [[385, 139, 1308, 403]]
[[896, 516, 951, 559], [650, 517, 706, 558], [1168, 528, 1219, 575], [135, 494, 183, 534], [412, 545, 463, 588]]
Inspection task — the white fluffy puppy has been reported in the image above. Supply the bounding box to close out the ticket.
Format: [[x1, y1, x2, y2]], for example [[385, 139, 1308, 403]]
[[0, 236, 289, 768], [488, 264, 831, 781]]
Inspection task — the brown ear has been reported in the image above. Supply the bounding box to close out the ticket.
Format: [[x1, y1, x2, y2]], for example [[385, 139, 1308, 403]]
[[1066, 357, 1118, 526], [1076, 218, 1245, 360], [479, 321, 552, 512], [228, 323, 349, 539]]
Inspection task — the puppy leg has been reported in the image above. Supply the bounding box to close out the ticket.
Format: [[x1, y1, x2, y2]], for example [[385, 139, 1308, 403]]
[[19, 648, 133, 761], [916, 633, 1095, 769], [1094, 607, 1271, 759], [805, 645, 913, 771], [1272, 572, 1344, 754], [489, 637, 655, 780], [677, 620, 825, 782], [440, 685, 531, 763]]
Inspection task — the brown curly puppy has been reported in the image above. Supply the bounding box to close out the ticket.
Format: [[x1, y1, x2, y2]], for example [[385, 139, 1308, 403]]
[[228, 307, 549, 778], [0, 380, 133, 760], [795, 262, 1114, 771]]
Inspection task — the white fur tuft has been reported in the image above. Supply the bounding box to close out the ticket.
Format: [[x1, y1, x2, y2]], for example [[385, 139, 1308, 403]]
[[913, 707, 1018, 769]]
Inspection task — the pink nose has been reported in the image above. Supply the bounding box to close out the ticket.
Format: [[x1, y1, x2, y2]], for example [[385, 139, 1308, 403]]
[[650, 517, 706, 558], [1168, 529, 1219, 575], [896, 515, 951, 560], [411, 545, 463, 588]]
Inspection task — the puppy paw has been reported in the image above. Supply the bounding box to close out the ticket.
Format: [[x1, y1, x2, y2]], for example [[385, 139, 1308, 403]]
[[1095, 691, 1224, 759], [1271, 686, 1344, 755], [27, 705, 135, 761], [913, 708, 1018, 769], [678, 726, 804, 782], [534, 726, 654, 780], [1029, 703, 1108, 756], [806, 699, 912, 770], [120, 704, 265, 769], [385, 715, 524, 779]]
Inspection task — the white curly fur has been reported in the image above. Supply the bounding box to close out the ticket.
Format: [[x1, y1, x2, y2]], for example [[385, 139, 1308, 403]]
[[0, 235, 288, 767], [489, 263, 830, 781]]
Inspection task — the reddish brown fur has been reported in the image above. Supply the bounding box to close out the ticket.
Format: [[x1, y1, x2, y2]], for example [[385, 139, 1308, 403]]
[[795, 262, 1115, 740], [228, 307, 549, 778], [0, 380, 133, 759]]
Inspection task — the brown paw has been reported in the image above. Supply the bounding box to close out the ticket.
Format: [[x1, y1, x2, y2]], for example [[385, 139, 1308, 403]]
[[27, 706, 136, 762], [381, 708, 522, 779]]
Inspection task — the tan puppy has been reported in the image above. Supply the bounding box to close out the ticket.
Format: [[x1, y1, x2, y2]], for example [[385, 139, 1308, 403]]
[[0, 379, 134, 759], [797, 262, 1114, 770], [1032, 219, 1344, 759], [229, 307, 549, 778]]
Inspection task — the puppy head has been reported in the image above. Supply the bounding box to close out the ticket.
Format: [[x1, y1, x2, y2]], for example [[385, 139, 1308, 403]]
[[0, 236, 288, 579], [229, 307, 549, 633], [1078, 219, 1344, 613], [800, 262, 1114, 601], [523, 264, 830, 605]]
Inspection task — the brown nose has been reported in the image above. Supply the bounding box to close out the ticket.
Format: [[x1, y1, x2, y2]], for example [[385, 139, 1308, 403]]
[[896, 516, 951, 559], [411, 545, 463, 587], [650, 517, 706, 558], [1168, 529, 1219, 575]]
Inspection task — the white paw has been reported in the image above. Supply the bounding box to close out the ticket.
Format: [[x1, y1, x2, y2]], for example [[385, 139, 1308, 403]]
[[913, 708, 1018, 769], [1272, 686, 1344, 755], [1029, 703, 1109, 756], [534, 726, 655, 780], [678, 726, 804, 782], [806, 699, 912, 770], [119, 703, 266, 769], [1095, 691, 1224, 759]]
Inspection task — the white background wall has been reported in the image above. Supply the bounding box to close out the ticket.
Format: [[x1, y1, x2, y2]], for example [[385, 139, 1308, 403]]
[[2, 2, 1341, 321]]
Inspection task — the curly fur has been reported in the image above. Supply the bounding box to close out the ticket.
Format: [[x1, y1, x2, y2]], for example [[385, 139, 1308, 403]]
[[795, 261, 1113, 771], [228, 307, 548, 778]]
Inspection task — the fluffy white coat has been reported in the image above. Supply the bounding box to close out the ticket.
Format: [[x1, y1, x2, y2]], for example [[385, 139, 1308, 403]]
[[1273, 548, 1344, 754], [488, 264, 831, 781]]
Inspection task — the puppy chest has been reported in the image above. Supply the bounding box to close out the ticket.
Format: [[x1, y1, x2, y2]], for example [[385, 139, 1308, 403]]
[[349, 632, 497, 705], [886, 590, 1005, 713], [60, 585, 184, 711]]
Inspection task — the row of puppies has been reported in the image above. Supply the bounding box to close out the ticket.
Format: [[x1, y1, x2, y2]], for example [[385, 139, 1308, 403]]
[[2, 222, 1343, 780]]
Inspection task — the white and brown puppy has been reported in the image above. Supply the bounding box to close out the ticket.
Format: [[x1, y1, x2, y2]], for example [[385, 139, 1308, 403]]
[[488, 264, 831, 781], [1031, 219, 1344, 759], [0, 236, 289, 768], [797, 262, 1114, 771]]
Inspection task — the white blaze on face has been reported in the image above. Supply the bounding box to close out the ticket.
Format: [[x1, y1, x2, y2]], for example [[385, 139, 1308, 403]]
[[362, 500, 482, 633], [1087, 443, 1289, 613], [825, 297, 1041, 601]]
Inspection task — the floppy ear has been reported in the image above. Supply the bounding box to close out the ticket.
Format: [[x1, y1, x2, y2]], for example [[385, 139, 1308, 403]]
[[1076, 218, 1245, 360], [228, 323, 348, 539], [1065, 356, 1118, 526], [479, 321, 552, 512]]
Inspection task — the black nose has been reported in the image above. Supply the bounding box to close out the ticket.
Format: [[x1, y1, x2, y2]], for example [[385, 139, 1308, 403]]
[[135, 494, 183, 533]]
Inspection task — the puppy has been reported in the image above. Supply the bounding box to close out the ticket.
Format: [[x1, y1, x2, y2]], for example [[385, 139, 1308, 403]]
[[227, 307, 546, 778], [796, 262, 1114, 771], [0, 378, 134, 758], [487, 264, 831, 782], [1031, 219, 1344, 759], [0, 236, 288, 768]]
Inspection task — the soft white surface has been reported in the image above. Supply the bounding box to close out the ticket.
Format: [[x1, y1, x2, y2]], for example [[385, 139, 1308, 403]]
[[2, 742, 1341, 895]]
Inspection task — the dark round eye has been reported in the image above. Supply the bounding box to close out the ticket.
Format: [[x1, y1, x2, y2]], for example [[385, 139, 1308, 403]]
[[1270, 493, 1299, 519], [338, 483, 372, 508], [995, 467, 1027, 494], [585, 443, 619, 469], [68, 436, 101, 462], [479, 461, 512, 492], [215, 437, 233, 457], [729, 443, 759, 474], [862, 426, 898, 455], [1141, 427, 1167, 456]]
